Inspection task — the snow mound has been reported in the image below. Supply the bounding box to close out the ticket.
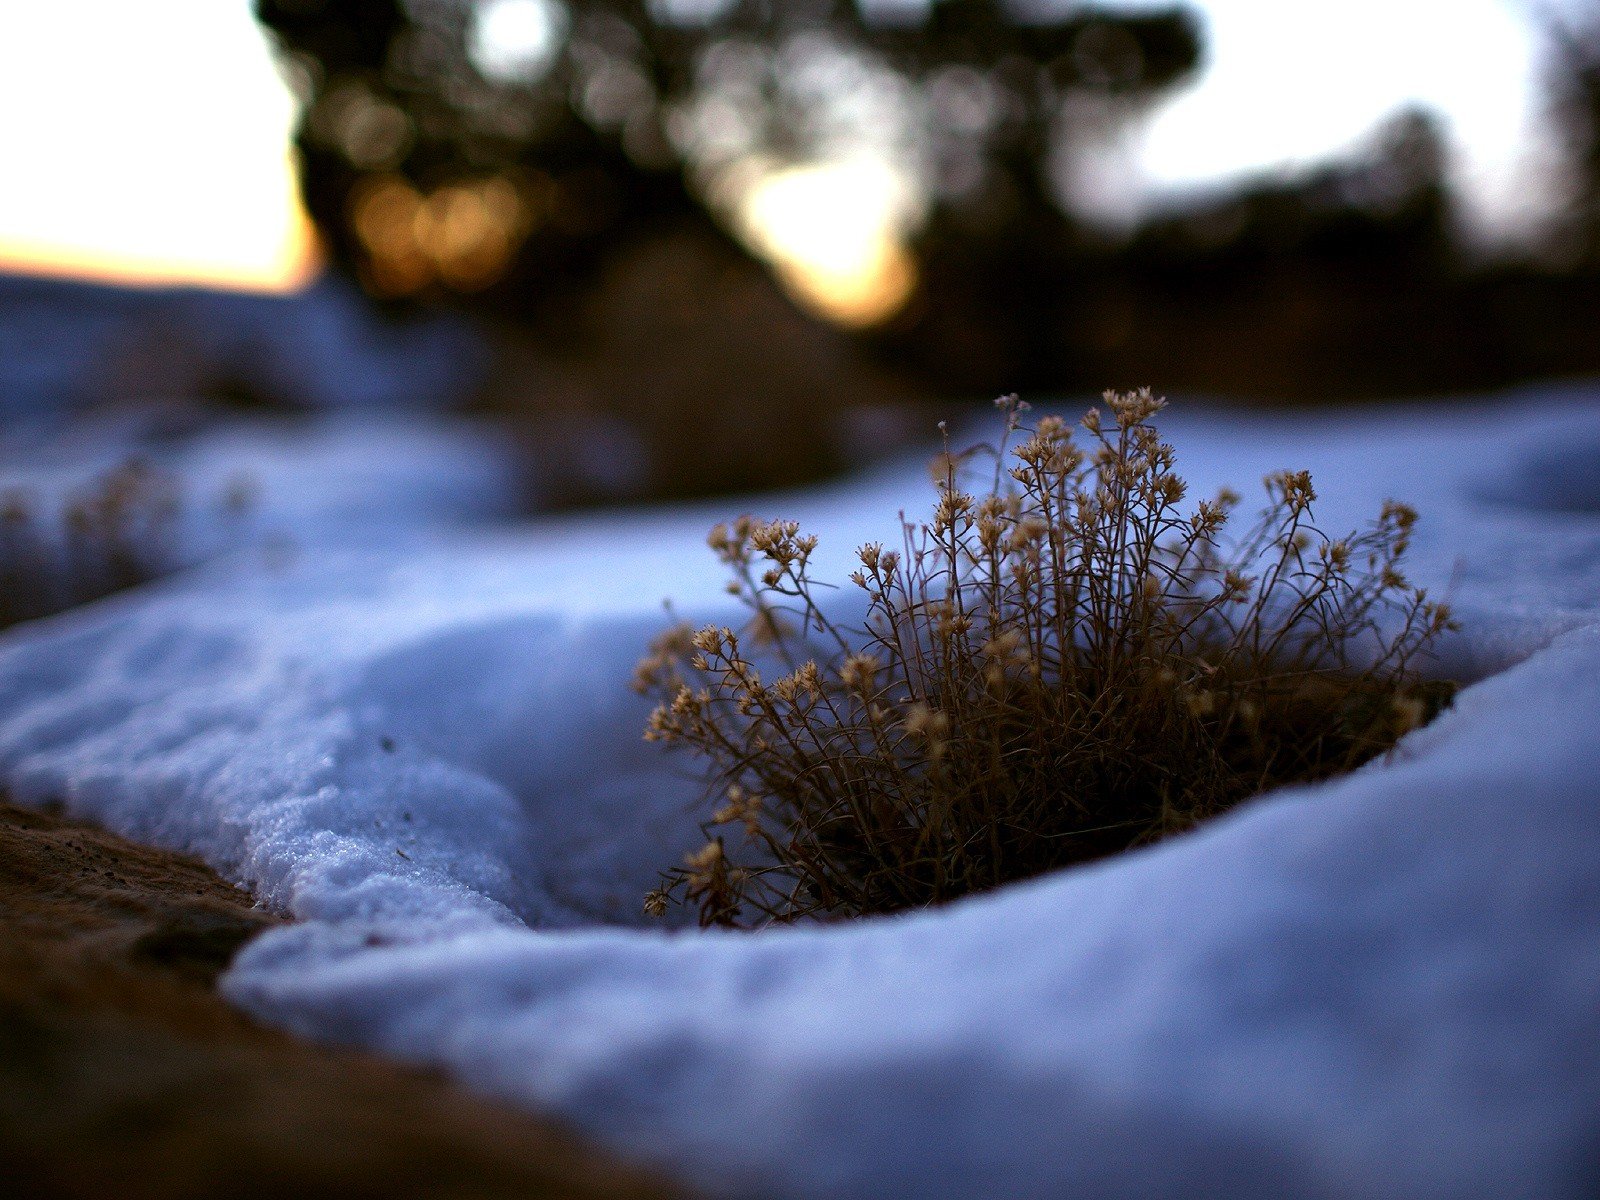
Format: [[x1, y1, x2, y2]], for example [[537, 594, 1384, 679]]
[[0, 271, 486, 419], [0, 390, 1598, 1197], [0, 411, 521, 562]]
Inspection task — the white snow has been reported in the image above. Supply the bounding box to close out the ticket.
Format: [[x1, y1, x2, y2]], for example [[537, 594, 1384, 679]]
[[0, 388, 1598, 1197], [0, 411, 521, 562]]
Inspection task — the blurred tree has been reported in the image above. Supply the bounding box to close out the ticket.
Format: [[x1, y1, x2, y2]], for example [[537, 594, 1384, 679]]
[[257, 0, 1200, 311], [1534, 1, 1600, 264], [1062, 107, 1463, 402], [254, 0, 1202, 499], [255, 1, 1600, 462]]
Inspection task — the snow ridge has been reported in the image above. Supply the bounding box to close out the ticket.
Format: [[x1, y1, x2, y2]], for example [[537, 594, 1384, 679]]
[[0, 393, 1597, 1197]]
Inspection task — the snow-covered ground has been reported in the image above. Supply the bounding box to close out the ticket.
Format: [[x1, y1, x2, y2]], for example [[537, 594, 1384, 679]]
[[0, 389, 1597, 1198], [0, 410, 521, 564], [0, 272, 486, 419]]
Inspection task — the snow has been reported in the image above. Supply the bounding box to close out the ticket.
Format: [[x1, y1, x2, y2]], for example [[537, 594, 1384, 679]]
[[0, 387, 1598, 1197], [0, 271, 486, 420], [0, 410, 522, 562]]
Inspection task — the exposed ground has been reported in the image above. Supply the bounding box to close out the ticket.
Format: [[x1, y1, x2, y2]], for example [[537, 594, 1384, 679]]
[[0, 800, 686, 1200]]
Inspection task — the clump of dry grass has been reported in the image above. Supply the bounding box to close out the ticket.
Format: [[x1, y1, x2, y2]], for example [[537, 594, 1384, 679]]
[[0, 459, 253, 630], [636, 391, 1456, 927]]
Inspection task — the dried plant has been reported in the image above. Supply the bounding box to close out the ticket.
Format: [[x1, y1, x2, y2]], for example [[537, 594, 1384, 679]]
[[636, 391, 1457, 927], [0, 459, 254, 630]]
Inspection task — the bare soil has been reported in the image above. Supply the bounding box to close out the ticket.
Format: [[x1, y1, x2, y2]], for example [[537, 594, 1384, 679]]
[[0, 801, 687, 1200]]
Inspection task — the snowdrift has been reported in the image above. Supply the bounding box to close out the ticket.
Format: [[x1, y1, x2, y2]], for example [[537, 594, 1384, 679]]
[[0, 392, 1597, 1198]]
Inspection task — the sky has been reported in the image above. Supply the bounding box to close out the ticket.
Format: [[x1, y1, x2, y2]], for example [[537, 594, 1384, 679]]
[[1109, 0, 1556, 237], [0, 0, 314, 290], [0, 0, 1569, 294]]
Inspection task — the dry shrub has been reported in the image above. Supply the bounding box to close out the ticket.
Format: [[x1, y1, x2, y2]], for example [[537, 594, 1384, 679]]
[[0, 459, 253, 630], [636, 391, 1456, 927]]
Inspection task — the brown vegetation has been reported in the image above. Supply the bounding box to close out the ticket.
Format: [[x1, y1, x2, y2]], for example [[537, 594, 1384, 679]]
[[637, 392, 1455, 926], [0, 459, 254, 631]]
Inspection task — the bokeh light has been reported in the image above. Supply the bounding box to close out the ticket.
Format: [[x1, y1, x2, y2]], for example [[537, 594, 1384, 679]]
[[350, 174, 536, 296], [469, 0, 568, 84], [736, 159, 921, 328]]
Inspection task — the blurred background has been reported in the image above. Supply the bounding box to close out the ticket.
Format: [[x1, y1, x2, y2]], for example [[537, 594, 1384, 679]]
[[3, 0, 1600, 507]]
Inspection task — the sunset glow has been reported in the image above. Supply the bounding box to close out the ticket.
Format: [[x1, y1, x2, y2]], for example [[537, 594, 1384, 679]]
[[0, 0, 1562, 305], [0, 0, 317, 293], [736, 159, 920, 328]]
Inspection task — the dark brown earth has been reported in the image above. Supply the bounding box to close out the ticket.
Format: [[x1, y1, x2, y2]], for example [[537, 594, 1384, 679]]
[[0, 801, 687, 1200]]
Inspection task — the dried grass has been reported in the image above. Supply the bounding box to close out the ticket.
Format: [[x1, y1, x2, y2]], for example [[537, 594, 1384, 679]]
[[0, 459, 253, 630], [636, 392, 1456, 926]]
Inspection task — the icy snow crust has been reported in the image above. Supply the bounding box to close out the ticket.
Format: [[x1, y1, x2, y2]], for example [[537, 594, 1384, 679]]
[[1, 393, 1599, 1197]]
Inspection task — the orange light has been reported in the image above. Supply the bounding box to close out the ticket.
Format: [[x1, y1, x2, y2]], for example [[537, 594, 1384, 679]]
[[736, 160, 920, 328], [353, 174, 532, 296]]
